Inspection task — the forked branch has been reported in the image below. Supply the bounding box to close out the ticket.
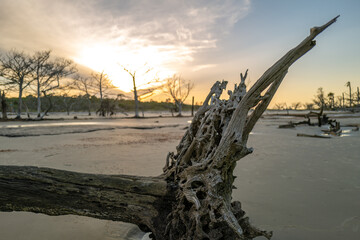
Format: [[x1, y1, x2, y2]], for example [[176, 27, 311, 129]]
[[163, 16, 339, 240]]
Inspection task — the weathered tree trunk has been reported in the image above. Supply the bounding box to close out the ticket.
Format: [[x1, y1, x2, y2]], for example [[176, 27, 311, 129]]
[[37, 78, 42, 118], [0, 16, 338, 239], [16, 84, 23, 119], [133, 75, 140, 118], [191, 96, 194, 117], [0, 166, 172, 238], [99, 78, 103, 102], [39, 91, 53, 119], [22, 100, 32, 119], [88, 97, 92, 116], [177, 101, 183, 116], [348, 83, 352, 107], [0, 90, 7, 119]]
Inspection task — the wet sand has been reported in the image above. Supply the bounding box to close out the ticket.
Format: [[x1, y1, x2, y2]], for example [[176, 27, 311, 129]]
[[0, 113, 359, 239]]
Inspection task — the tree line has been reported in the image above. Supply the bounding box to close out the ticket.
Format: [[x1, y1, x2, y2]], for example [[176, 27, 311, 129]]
[[2, 95, 197, 116], [0, 49, 194, 119], [273, 83, 360, 111]]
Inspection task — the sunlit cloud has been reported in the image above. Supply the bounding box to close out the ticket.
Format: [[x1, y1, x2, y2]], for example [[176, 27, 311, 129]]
[[192, 64, 217, 72], [0, 0, 251, 92]]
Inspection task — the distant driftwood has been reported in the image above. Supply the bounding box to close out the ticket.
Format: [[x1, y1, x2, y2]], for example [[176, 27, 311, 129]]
[[279, 107, 343, 137], [0, 16, 339, 239], [297, 133, 331, 139]]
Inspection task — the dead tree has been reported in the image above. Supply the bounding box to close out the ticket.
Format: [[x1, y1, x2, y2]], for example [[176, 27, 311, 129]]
[[121, 65, 160, 118], [31, 50, 76, 119], [91, 71, 117, 117], [0, 17, 338, 240], [165, 74, 194, 116], [61, 94, 77, 116], [307, 106, 325, 126], [0, 90, 8, 119], [96, 98, 116, 117], [91, 70, 114, 103], [327, 92, 335, 109], [346, 81, 352, 108], [313, 87, 326, 110], [72, 75, 95, 116], [291, 102, 302, 110], [41, 91, 54, 118], [0, 50, 33, 119]]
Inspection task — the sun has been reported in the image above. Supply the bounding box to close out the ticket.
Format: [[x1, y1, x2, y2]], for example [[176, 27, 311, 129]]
[[73, 43, 176, 92]]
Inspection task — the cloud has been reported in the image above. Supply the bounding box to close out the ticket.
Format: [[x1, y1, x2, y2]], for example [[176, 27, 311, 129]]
[[0, 0, 251, 61], [0, 0, 251, 91], [192, 64, 217, 72]]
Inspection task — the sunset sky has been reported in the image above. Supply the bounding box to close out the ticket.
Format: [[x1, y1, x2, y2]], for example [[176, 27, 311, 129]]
[[0, 0, 359, 106]]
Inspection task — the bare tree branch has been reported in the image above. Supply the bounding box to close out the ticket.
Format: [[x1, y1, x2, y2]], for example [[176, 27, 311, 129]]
[[0, 50, 33, 118], [121, 65, 162, 117], [164, 74, 194, 116], [29, 50, 77, 119]]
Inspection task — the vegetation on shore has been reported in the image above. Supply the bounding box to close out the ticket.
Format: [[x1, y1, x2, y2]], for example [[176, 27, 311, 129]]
[[1, 95, 200, 117], [0, 50, 196, 119], [273, 85, 360, 111]]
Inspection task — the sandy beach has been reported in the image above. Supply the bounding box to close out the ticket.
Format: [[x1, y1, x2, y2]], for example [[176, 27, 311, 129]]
[[0, 112, 359, 240]]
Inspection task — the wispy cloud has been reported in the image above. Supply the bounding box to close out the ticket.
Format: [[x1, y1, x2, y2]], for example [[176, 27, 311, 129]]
[[192, 64, 217, 72], [0, 0, 251, 59], [0, 0, 251, 91]]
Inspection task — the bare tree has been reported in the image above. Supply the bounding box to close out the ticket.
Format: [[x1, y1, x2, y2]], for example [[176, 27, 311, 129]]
[[60, 88, 78, 116], [313, 87, 326, 109], [274, 103, 285, 110], [291, 102, 302, 110], [91, 70, 114, 102], [72, 75, 95, 115], [121, 65, 155, 117], [345, 81, 352, 107], [0, 16, 338, 240], [122, 67, 139, 117], [334, 95, 341, 108], [121, 65, 163, 117], [165, 74, 194, 116], [0, 50, 33, 119], [30, 50, 76, 119], [303, 102, 314, 110], [327, 92, 335, 109], [91, 71, 117, 116]]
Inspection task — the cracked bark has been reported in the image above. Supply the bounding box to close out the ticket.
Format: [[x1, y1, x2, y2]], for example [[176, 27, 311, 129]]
[[0, 166, 172, 236], [0, 16, 338, 239]]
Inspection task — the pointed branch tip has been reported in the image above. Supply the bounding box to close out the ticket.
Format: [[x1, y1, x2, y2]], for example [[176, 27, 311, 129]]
[[311, 15, 340, 35]]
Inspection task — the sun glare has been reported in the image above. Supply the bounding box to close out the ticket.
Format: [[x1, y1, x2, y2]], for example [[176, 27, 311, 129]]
[[73, 43, 176, 92]]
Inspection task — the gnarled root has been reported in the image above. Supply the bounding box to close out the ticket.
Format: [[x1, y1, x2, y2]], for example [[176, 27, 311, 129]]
[[162, 16, 338, 240]]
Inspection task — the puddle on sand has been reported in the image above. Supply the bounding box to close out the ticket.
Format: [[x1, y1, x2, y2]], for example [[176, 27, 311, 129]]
[[339, 128, 358, 137], [0, 122, 102, 128], [0, 121, 179, 129]]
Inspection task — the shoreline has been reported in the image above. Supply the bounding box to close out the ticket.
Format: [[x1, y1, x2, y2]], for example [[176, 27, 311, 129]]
[[1, 114, 359, 239]]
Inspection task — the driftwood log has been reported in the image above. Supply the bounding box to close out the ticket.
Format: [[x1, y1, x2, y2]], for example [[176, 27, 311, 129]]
[[0, 16, 338, 239]]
